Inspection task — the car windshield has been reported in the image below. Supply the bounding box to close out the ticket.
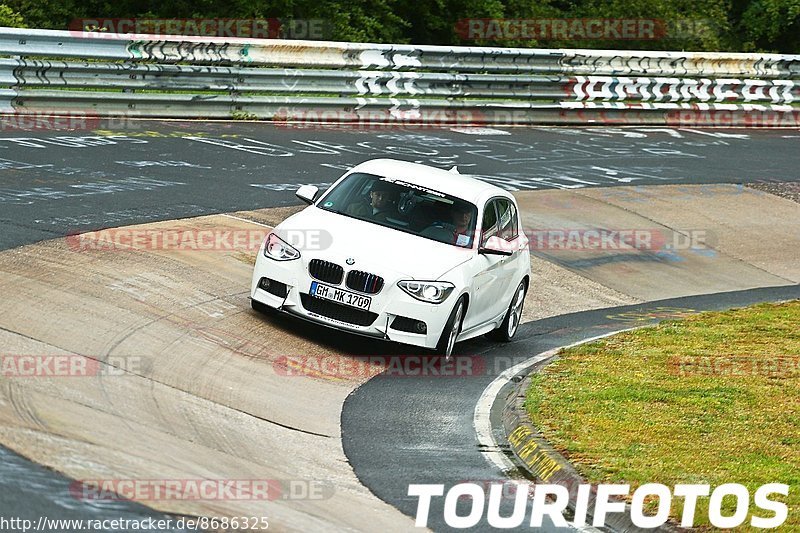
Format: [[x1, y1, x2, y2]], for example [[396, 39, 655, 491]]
[[317, 172, 478, 248]]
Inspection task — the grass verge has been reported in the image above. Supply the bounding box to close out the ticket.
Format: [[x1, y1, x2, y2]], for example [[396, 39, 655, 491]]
[[525, 300, 800, 530]]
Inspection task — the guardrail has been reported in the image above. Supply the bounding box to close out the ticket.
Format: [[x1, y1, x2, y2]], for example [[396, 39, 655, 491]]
[[1, 26, 798, 126]]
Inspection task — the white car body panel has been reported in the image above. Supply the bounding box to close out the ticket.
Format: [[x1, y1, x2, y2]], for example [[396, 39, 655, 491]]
[[274, 206, 474, 280], [250, 159, 531, 352]]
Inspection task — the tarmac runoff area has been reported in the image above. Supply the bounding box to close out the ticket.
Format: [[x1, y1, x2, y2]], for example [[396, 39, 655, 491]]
[[0, 183, 798, 529]]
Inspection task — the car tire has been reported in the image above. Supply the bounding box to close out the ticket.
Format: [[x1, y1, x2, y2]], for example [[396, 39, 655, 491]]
[[435, 295, 467, 359], [250, 298, 271, 314], [488, 280, 526, 342]]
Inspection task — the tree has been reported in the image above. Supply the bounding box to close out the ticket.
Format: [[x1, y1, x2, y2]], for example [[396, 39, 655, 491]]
[[0, 3, 26, 27], [1, 0, 797, 52], [737, 0, 800, 51]]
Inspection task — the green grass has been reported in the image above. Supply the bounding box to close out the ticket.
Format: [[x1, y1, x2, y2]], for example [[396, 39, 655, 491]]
[[525, 300, 800, 530]]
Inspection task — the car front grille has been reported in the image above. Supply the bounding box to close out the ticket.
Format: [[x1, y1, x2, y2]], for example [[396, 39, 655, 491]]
[[308, 259, 344, 285], [346, 270, 384, 294], [300, 293, 378, 327]]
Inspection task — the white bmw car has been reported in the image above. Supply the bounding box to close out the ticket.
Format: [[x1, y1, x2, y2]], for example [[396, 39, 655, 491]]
[[250, 159, 531, 358]]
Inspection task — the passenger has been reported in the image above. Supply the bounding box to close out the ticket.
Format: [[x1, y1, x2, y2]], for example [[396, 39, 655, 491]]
[[423, 203, 475, 246], [446, 203, 475, 246]]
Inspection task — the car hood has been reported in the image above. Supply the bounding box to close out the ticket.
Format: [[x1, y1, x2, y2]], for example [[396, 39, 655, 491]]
[[274, 206, 472, 280]]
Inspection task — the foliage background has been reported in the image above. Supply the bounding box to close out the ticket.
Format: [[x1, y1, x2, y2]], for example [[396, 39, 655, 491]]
[[1, 0, 797, 52]]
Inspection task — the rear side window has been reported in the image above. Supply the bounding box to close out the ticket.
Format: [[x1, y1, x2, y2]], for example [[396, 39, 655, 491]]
[[497, 199, 519, 241]]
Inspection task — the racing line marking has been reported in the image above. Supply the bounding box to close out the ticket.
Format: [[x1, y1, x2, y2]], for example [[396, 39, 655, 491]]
[[219, 213, 274, 228]]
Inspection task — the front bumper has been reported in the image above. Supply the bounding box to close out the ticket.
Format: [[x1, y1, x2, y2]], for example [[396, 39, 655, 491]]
[[250, 253, 453, 350]]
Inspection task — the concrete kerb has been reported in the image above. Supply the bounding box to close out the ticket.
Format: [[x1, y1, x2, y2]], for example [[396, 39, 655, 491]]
[[498, 334, 683, 533]]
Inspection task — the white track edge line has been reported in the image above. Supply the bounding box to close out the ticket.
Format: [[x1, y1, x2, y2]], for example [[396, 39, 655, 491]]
[[473, 328, 637, 533]]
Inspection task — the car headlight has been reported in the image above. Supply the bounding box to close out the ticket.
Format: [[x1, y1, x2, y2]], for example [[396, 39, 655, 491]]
[[397, 280, 455, 304], [264, 232, 300, 261]]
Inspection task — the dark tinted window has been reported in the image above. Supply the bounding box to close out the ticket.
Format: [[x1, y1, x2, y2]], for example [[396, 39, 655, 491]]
[[481, 200, 499, 246], [317, 172, 477, 248]]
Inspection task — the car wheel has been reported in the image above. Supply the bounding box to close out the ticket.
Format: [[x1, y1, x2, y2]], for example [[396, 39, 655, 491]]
[[435, 296, 466, 359], [488, 280, 526, 342], [250, 298, 271, 314]]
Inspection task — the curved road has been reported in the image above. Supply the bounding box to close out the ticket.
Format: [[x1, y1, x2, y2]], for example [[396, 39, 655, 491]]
[[0, 119, 798, 530], [342, 285, 800, 532]]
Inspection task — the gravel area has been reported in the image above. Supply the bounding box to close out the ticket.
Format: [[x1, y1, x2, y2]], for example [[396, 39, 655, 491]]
[[745, 180, 800, 203]]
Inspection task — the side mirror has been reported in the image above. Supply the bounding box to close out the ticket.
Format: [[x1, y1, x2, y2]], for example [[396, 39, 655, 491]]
[[479, 235, 513, 256], [296, 185, 319, 205]]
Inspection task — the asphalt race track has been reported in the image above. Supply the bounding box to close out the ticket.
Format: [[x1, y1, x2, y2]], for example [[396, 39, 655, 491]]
[[342, 284, 800, 532], [1, 121, 798, 251], [0, 120, 798, 531], [0, 447, 190, 532]]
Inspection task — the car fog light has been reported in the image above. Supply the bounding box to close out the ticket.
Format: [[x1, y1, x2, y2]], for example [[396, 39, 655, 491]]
[[390, 316, 428, 334]]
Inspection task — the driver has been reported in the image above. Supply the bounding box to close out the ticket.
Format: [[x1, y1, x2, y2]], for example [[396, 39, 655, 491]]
[[346, 180, 396, 222]]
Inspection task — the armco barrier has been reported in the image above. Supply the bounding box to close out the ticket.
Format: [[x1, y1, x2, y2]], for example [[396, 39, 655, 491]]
[[0, 26, 798, 125]]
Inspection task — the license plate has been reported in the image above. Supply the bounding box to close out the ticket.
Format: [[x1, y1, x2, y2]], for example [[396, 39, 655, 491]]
[[310, 281, 371, 311]]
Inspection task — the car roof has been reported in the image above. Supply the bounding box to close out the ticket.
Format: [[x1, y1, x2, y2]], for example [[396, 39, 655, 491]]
[[350, 158, 509, 205]]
